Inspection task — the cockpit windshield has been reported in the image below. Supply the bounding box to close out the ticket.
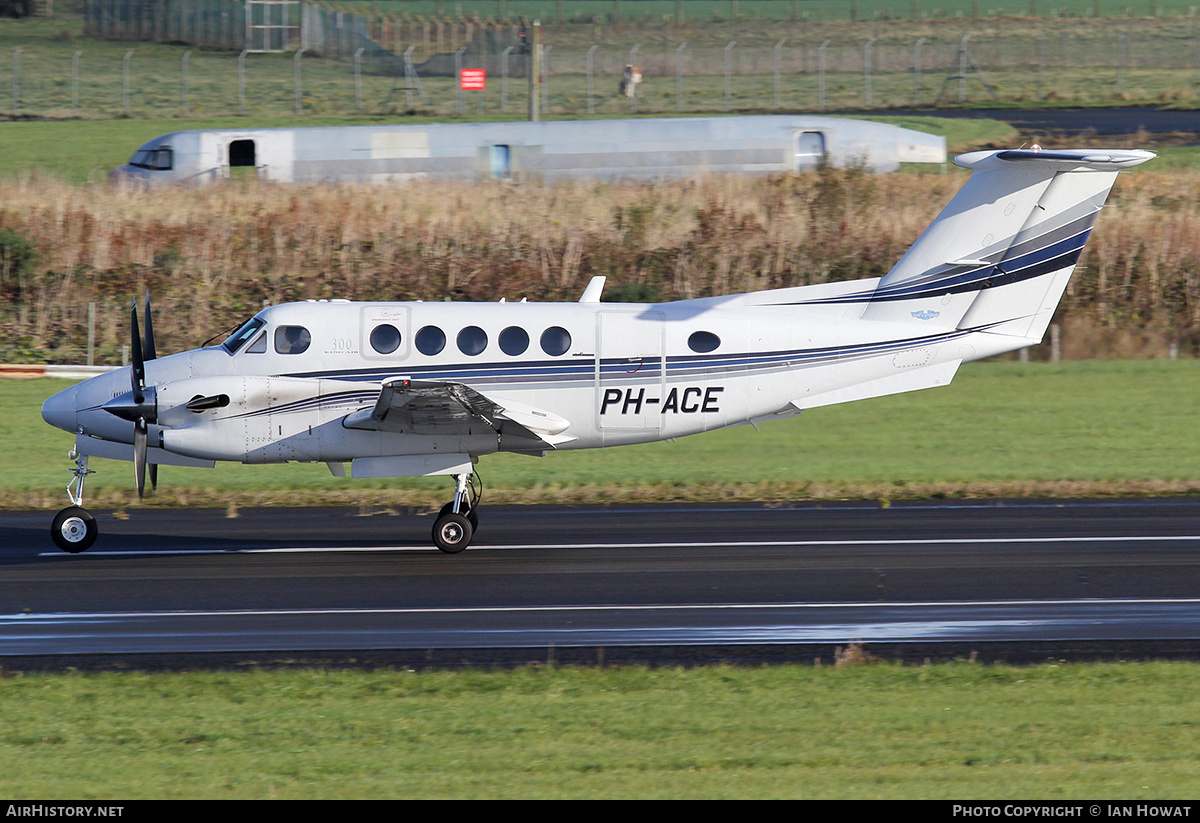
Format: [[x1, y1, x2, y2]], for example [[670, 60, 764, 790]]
[[222, 317, 266, 354]]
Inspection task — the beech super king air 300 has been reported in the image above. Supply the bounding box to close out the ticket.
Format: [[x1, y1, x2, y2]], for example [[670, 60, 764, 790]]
[[41, 148, 1154, 553]]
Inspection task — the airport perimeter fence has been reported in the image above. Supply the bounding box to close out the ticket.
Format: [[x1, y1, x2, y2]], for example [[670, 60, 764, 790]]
[[5, 1, 1199, 117]]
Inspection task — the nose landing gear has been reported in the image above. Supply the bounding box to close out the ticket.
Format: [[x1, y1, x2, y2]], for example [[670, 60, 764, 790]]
[[51, 447, 97, 553]]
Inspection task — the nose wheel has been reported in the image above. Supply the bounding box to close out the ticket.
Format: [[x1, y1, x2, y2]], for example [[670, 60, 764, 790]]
[[432, 471, 480, 554], [51, 447, 98, 553], [52, 506, 97, 553]]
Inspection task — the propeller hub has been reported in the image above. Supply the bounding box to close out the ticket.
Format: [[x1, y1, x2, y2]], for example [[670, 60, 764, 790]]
[[102, 386, 157, 424]]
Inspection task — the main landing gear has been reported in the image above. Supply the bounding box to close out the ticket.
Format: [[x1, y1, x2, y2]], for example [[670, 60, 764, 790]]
[[432, 472, 481, 554], [51, 447, 97, 553]]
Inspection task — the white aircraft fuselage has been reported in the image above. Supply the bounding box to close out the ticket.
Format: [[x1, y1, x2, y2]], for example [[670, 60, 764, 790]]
[[41, 147, 1156, 553]]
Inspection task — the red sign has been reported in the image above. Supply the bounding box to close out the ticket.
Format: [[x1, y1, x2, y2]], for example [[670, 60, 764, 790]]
[[460, 69, 487, 91]]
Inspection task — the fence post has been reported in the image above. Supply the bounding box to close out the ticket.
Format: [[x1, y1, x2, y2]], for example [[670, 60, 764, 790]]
[[123, 50, 133, 114], [238, 49, 248, 115], [181, 51, 190, 116], [958, 34, 970, 104], [542, 45, 551, 112], [455, 45, 466, 114], [818, 39, 829, 110], [864, 38, 875, 107], [774, 38, 786, 109], [629, 43, 639, 113], [355, 47, 364, 113], [676, 41, 686, 112], [294, 48, 306, 115], [913, 37, 924, 105], [72, 50, 81, 117], [502, 45, 513, 112], [586, 44, 597, 113], [724, 40, 736, 111], [12, 48, 19, 117]]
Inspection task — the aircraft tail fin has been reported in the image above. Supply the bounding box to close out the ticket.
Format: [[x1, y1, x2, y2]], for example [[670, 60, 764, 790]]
[[860, 149, 1154, 339]]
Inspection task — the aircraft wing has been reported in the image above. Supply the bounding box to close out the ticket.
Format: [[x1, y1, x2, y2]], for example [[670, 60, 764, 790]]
[[343, 379, 575, 448]]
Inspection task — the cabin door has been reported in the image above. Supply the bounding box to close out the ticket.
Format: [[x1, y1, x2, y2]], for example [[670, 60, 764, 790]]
[[595, 311, 665, 433]]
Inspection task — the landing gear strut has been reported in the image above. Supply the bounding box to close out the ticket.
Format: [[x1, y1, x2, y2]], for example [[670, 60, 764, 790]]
[[432, 472, 480, 554], [51, 446, 97, 553]]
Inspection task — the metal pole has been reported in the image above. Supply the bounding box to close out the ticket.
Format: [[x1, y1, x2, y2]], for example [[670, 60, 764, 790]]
[[71, 50, 80, 117], [629, 43, 639, 113], [354, 47, 364, 114], [818, 39, 829, 110], [958, 34, 970, 104], [294, 48, 305, 115], [1118, 31, 1126, 91], [676, 41, 686, 112], [586, 44, 597, 114], [10, 48, 19, 117], [1037, 35, 1044, 100], [122, 50, 133, 115], [455, 46, 466, 115], [87, 302, 95, 367], [914, 37, 924, 105], [724, 40, 736, 112], [864, 38, 875, 107], [774, 38, 786, 109], [529, 21, 540, 122], [238, 50, 248, 115], [181, 50, 190, 116], [501, 45, 513, 112]]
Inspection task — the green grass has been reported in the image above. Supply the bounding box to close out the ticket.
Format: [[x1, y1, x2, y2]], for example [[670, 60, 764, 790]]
[[11, 360, 1200, 509], [1, 662, 1197, 799]]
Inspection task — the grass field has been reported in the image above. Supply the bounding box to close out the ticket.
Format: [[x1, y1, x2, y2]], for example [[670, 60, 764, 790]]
[[11, 359, 1200, 509], [1, 662, 1198, 799]]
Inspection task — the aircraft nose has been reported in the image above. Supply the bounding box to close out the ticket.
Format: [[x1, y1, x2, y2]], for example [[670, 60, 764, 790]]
[[41, 384, 78, 433]]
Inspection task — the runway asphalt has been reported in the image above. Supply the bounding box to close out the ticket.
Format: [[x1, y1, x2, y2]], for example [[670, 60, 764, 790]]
[[3, 498, 1199, 667]]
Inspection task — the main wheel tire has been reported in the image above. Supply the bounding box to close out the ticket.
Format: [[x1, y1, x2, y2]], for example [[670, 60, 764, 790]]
[[51, 506, 97, 553], [439, 501, 479, 531], [432, 513, 473, 554]]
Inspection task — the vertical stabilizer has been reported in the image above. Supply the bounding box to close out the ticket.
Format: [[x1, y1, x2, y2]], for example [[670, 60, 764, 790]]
[[860, 149, 1154, 335]]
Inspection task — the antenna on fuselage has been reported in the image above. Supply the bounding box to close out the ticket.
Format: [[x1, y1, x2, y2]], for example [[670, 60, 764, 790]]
[[578, 276, 606, 303]]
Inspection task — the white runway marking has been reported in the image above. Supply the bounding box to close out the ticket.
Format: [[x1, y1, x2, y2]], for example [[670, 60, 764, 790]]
[[38, 533, 1200, 557]]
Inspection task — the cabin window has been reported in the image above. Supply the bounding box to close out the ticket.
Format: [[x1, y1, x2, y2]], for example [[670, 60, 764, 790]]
[[370, 324, 402, 355], [275, 325, 311, 355], [499, 326, 529, 356], [457, 326, 488, 357], [221, 317, 265, 354], [688, 331, 721, 353], [540, 326, 571, 356], [415, 325, 446, 356]]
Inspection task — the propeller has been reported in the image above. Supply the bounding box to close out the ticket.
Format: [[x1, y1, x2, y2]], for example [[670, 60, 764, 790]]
[[103, 294, 158, 498]]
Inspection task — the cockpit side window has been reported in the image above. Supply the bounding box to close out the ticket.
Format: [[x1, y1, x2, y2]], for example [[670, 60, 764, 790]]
[[246, 331, 267, 354], [275, 325, 312, 355], [222, 317, 266, 354]]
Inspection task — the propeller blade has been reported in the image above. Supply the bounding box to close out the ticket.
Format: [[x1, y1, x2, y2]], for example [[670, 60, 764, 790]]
[[134, 417, 147, 499], [143, 292, 156, 363], [148, 463, 158, 494], [130, 297, 145, 396]]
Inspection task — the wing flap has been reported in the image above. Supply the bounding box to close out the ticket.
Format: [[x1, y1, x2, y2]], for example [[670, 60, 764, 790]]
[[344, 379, 574, 447]]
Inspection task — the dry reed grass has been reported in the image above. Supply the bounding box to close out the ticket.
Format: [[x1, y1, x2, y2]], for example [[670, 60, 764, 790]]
[[0, 166, 1196, 362]]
